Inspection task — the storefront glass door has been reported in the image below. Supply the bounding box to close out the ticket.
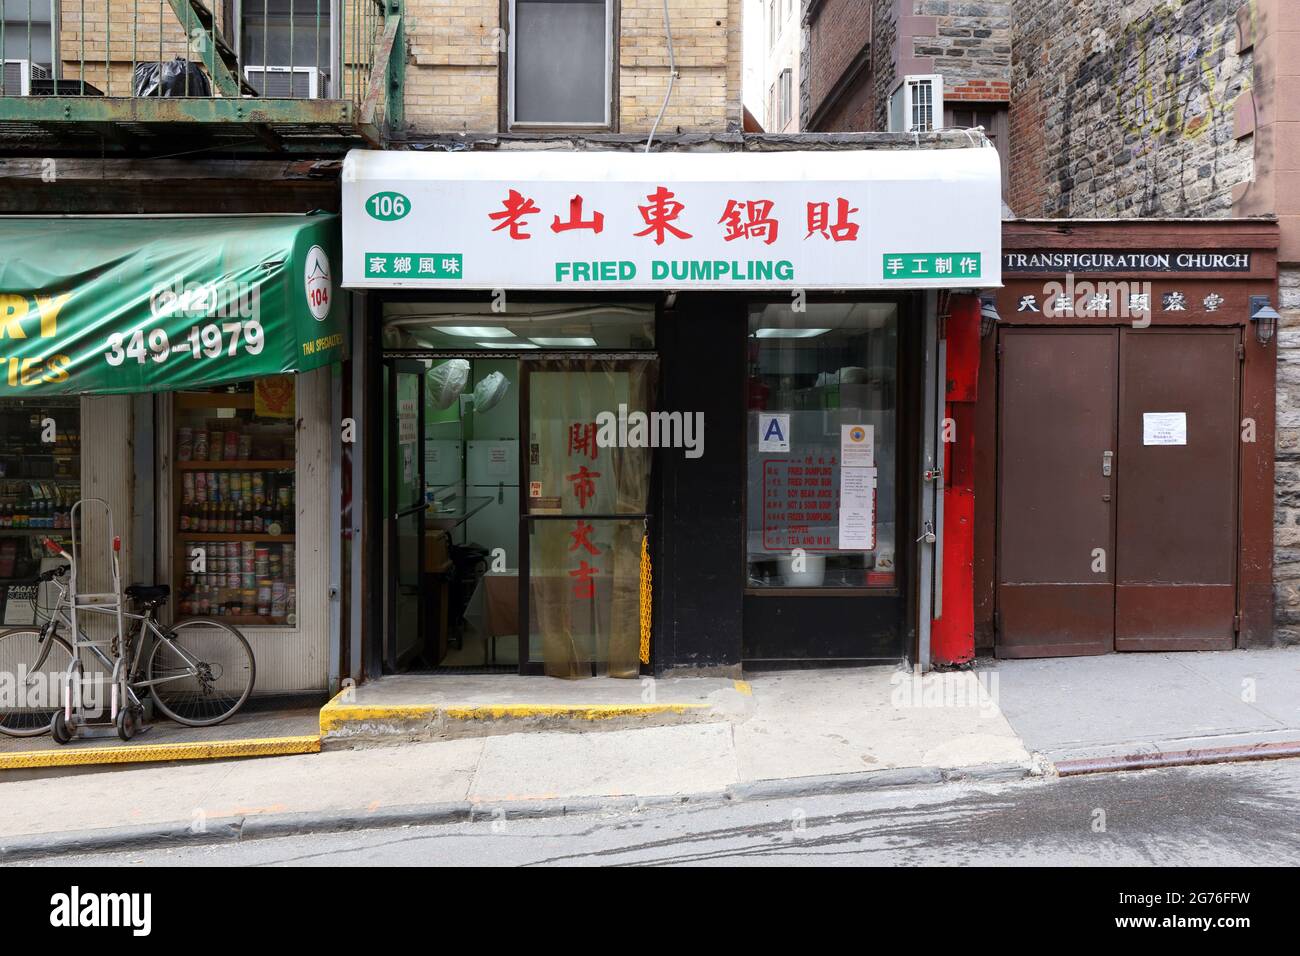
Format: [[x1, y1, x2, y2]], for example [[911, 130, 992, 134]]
[[523, 358, 656, 678], [384, 360, 426, 671]]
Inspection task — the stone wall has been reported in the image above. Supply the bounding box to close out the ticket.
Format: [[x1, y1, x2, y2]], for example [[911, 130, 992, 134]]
[[1275, 267, 1300, 644], [913, 0, 1011, 102], [1009, 0, 1255, 218]]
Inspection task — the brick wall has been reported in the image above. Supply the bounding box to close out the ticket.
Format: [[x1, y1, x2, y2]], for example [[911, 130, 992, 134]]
[[50, 1, 739, 134], [404, 0, 499, 132], [57, 0, 199, 97], [803, 0, 1007, 133], [803, 0, 872, 128], [620, 0, 740, 134], [400, 0, 741, 134], [1009, 0, 1254, 218]]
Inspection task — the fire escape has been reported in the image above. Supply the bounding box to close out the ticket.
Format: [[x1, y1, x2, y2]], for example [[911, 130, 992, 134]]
[[0, 0, 402, 155]]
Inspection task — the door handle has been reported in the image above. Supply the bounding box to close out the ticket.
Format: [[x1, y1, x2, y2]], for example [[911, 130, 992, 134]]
[[1102, 450, 1113, 477], [917, 521, 936, 545]]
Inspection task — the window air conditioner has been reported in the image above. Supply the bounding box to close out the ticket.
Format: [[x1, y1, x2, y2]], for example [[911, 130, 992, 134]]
[[2, 60, 53, 96], [243, 65, 325, 99], [889, 74, 944, 134]]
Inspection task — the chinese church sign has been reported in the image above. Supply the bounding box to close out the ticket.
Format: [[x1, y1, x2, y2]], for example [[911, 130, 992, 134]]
[[341, 148, 1002, 291]]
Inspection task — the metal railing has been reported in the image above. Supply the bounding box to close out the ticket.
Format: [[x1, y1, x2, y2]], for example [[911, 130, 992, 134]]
[[0, 0, 387, 114]]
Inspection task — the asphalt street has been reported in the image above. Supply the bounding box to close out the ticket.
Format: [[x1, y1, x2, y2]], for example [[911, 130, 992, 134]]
[[15, 756, 1300, 867]]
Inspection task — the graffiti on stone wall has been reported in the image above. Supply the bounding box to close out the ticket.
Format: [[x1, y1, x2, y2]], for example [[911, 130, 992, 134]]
[[1052, 0, 1254, 217], [1112, 0, 1253, 148]]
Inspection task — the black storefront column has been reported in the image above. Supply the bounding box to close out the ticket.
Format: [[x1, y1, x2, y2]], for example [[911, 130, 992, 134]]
[[655, 294, 747, 675]]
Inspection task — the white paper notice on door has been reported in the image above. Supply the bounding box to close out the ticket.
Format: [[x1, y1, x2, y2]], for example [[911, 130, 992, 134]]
[[1143, 412, 1187, 446], [487, 444, 512, 477], [838, 506, 875, 550], [840, 466, 876, 508], [841, 424, 874, 467]]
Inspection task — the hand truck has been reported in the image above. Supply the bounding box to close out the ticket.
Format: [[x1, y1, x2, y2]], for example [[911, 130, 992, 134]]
[[45, 498, 148, 743]]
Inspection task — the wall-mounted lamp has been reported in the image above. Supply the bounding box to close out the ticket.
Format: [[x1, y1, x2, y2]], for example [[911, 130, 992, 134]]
[[1250, 295, 1280, 346], [979, 293, 1001, 338]]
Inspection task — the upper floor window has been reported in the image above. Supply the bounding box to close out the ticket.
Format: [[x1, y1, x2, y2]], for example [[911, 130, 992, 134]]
[[2, 0, 54, 95], [778, 68, 792, 130], [235, 0, 334, 98], [510, 0, 612, 127]]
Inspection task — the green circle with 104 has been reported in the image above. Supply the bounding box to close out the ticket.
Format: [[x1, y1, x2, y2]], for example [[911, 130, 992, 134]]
[[367, 191, 410, 221]]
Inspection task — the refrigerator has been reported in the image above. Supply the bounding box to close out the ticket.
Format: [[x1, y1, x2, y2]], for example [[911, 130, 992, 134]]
[[424, 439, 464, 507], [466, 437, 519, 567]]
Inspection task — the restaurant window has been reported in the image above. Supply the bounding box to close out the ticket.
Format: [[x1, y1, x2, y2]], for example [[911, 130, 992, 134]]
[[0, 398, 79, 624], [380, 300, 654, 350], [173, 378, 298, 626], [509, 0, 612, 127], [746, 302, 898, 589]]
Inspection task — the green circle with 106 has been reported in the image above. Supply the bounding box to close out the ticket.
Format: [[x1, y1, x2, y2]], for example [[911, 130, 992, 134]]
[[366, 191, 410, 221]]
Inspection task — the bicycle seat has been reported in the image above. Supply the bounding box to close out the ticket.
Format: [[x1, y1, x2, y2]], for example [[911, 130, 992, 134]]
[[126, 584, 171, 605]]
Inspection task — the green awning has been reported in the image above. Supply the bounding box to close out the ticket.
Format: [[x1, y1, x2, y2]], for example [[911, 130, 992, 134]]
[[0, 213, 346, 396]]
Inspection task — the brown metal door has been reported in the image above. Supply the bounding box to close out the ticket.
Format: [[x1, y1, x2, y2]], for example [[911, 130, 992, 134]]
[[997, 329, 1117, 657], [1114, 329, 1239, 650]]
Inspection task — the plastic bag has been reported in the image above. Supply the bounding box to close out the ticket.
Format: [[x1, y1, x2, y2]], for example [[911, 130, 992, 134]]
[[427, 359, 471, 409], [472, 371, 510, 413], [132, 58, 212, 98]]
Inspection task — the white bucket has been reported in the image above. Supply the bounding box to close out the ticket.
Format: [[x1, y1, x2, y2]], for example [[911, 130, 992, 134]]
[[776, 552, 826, 587]]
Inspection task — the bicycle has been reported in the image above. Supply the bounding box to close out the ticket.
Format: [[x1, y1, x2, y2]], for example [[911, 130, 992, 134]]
[[0, 563, 256, 741]]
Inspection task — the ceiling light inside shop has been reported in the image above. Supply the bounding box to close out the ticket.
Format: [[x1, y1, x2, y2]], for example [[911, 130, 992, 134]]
[[435, 326, 516, 338], [528, 337, 598, 346], [754, 328, 831, 338], [476, 341, 539, 349]]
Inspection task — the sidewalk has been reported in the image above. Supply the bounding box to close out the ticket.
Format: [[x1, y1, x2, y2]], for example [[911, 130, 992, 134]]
[[4, 648, 1300, 856], [0, 667, 1031, 846], [993, 646, 1300, 770], [0, 706, 322, 772]]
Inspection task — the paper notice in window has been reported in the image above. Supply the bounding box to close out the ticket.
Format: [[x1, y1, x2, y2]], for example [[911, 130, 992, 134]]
[[839, 506, 875, 550], [1143, 412, 1187, 446], [841, 424, 874, 467], [840, 466, 876, 508]]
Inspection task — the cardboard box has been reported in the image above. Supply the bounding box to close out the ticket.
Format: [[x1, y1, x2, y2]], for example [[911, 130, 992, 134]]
[[424, 530, 451, 573]]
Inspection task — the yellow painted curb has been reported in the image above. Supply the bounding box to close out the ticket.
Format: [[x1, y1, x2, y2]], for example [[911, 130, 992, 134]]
[[318, 694, 712, 734], [0, 734, 321, 771]]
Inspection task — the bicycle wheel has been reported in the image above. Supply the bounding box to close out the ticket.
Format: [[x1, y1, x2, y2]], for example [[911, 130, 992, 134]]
[[146, 619, 256, 727], [0, 628, 75, 737]]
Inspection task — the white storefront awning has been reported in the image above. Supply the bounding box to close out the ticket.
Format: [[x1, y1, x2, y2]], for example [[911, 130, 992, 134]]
[[341, 146, 1002, 292]]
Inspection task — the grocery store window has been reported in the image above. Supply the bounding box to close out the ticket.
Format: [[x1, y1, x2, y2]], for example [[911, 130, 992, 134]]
[[173, 378, 298, 626], [0, 398, 79, 624], [746, 302, 898, 590], [508, 0, 612, 128]]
